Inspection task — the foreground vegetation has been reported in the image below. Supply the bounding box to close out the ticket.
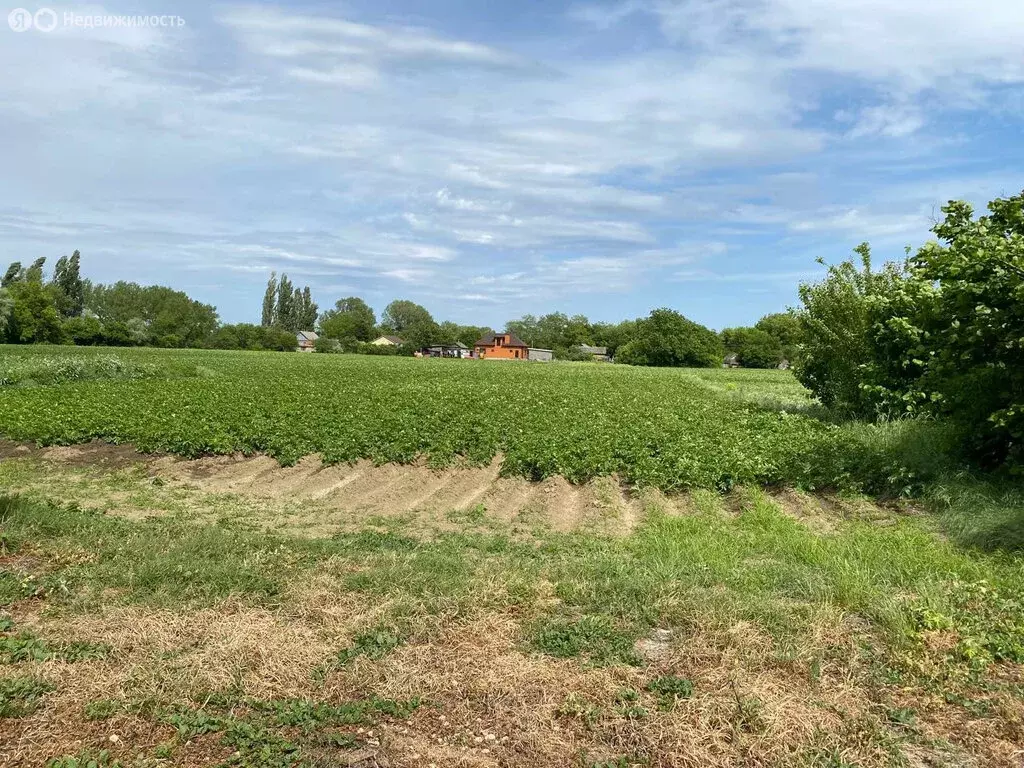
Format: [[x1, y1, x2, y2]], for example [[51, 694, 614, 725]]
[[0, 346, 960, 495], [2, 455, 1024, 766]]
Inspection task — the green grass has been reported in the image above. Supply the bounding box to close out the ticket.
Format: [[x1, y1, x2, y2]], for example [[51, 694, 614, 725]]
[[2, 481, 1023, 765], [2, 489, 1021, 668], [0, 345, 958, 494]]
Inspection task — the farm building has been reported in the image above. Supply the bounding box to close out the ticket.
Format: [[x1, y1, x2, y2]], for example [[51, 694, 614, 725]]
[[296, 331, 318, 352], [577, 344, 610, 362], [424, 342, 472, 358], [528, 348, 553, 362], [371, 335, 405, 347], [723, 353, 740, 368], [475, 331, 529, 360]]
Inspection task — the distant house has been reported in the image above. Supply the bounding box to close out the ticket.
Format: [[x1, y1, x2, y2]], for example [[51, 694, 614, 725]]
[[371, 335, 405, 347], [577, 344, 610, 362], [528, 347, 553, 362], [296, 330, 318, 352], [424, 342, 471, 359], [723, 353, 740, 368], [778, 359, 791, 371], [474, 331, 529, 360]]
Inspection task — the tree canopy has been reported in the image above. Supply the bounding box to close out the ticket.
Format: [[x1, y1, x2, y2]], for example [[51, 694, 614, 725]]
[[616, 308, 721, 368], [320, 297, 377, 342]]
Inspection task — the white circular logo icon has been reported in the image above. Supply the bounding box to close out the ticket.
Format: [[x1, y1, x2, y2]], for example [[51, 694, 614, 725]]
[[8, 7, 33, 31], [33, 7, 56, 31]]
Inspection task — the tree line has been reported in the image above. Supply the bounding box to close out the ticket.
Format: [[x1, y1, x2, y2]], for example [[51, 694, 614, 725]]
[[0, 254, 296, 351]]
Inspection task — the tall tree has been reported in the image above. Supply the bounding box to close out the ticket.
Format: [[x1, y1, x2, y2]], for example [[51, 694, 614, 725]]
[[300, 286, 318, 330], [7, 279, 62, 343], [261, 272, 278, 327], [276, 274, 295, 332], [52, 250, 84, 317], [2, 262, 22, 288], [319, 297, 376, 341], [24, 257, 46, 284], [616, 308, 721, 368], [0, 288, 12, 337], [381, 299, 438, 347]]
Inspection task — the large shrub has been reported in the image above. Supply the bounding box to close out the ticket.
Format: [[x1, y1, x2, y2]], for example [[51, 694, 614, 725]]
[[794, 244, 922, 418], [617, 308, 721, 368], [795, 191, 1024, 467], [909, 195, 1024, 464]]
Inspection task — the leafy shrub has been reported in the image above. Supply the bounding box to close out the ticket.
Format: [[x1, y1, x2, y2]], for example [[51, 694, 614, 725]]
[[795, 243, 921, 418], [796, 192, 1024, 468], [908, 195, 1024, 465]]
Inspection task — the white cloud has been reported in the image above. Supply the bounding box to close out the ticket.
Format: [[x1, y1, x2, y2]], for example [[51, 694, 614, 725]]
[[0, 1, 1019, 325]]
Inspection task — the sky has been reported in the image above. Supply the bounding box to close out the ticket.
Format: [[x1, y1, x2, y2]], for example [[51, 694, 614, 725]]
[[2, 1, 1023, 330]]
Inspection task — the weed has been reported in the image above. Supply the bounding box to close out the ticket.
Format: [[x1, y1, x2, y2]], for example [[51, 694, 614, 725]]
[[0, 676, 54, 717], [0, 631, 109, 664], [83, 699, 120, 720], [531, 614, 640, 666], [646, 675, 694, 710], [45, 751, 122, 768], [557, 693, 602, 728], [336, 625, 405, 665]]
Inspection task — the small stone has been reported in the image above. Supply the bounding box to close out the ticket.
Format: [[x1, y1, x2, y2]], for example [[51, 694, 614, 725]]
[[484, 733, 496, 742], [108, 735, 120, 744], [473, 736, 483, 744]]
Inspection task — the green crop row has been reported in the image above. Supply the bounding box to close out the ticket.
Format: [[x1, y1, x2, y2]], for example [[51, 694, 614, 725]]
[[0, 346, 941, 493]]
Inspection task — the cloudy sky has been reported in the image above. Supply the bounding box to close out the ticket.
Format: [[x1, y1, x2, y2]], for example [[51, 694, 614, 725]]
[[3, 1, 1023, 328]]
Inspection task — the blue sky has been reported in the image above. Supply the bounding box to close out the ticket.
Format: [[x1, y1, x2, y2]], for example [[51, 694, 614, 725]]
[[3, 1, 1023, 329]]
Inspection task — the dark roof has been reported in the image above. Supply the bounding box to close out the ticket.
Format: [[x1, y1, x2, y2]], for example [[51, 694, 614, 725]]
[[475, 331, 528, 348], [426, 342, 469, 350]]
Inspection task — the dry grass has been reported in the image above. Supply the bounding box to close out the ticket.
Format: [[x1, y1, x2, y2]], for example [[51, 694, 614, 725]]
[[2, 442, 1024, 767]]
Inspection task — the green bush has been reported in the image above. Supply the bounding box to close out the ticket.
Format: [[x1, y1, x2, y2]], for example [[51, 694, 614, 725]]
[[617, 308, 721, 368]]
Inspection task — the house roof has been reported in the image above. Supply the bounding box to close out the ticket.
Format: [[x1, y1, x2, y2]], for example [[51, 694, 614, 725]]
[[297, 331, 319, 342], [379, 335, 404, 344], [475, 331, 528, 348], [578, 345, 607, 355], [426, 342, 468, 350]]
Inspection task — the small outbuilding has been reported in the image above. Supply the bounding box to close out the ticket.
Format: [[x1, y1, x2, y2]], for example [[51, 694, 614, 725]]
[[371, 335, 405, 347], [424, 342, 472, 358], [528, 347, 553, 362], [296, 330, 318, 352], [577, 344, 610, 362]]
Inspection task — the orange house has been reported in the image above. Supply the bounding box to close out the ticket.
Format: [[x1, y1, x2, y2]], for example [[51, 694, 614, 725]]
[[474, 331, 529, 360]]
